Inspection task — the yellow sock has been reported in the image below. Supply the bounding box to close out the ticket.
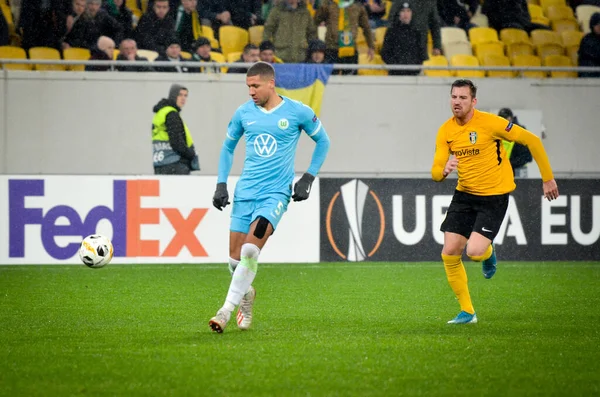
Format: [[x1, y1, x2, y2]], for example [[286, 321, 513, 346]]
[[442, 253, 475, 314], [468, 245, 493, 262]]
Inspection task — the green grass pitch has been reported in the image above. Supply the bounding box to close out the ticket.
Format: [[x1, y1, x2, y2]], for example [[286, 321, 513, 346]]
[[1, 262, 599, 396]]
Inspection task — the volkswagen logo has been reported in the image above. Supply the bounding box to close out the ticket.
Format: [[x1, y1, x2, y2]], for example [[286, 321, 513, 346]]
[[253, 134, 278, 158]]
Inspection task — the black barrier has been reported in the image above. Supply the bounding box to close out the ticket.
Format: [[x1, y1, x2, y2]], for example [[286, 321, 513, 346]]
[[320, 178, 600, 262]]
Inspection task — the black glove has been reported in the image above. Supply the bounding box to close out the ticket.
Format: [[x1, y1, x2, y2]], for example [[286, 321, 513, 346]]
[[212, 183, 230, 211], [292, 173, 315, 202]]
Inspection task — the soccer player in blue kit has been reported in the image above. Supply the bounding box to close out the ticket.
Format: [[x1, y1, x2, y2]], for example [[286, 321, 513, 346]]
[[209, 62, 331, 333]]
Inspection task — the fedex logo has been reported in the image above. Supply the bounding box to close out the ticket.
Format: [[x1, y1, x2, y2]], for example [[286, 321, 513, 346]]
[[9, 179, 208, 260]]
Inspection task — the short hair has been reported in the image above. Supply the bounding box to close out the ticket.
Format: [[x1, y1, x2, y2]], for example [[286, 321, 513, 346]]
[[243, 43, 258, 54], [247, 61, 275, 79], [87, 0, 101, 4], [451, 79, 477, 98], [259, 40, 275, 52]]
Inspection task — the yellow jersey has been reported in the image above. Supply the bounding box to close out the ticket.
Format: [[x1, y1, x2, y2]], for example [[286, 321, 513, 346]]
[[431, 109, 554, 196]]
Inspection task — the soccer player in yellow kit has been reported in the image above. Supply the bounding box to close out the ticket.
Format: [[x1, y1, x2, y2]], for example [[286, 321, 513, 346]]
[[431, 79, 559, 324]]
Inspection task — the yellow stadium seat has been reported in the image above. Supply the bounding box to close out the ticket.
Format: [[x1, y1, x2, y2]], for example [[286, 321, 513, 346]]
[[528, 4, 551, 26], [423, 55, 452, 77], [500, 28, 531, 46], [227, 51, 242, 63], [0, 45, 31, 70], [561, 30, 584, 48], [358, 53, 388, 76], [28, 47, 65, 71], [474, 41, 504, 62], [375, 27, 387, 53], [450, 54, 485, 77], [126, 0, 140, 12], [531, 29, 563, 51], [0, 4, 20, 46], [137, 49, 159, 61], [468, 27, 500, 46], [470, 12, 489, 27], [506, 42, 535, 60], [356, 28, 370, 54], [180, 51, 192, 59], [543, 54, 576, 77], [569, 49, 578, 66], [552, 19, 580, 34], [537, 43, 564, 58], [441, 27, 468, 45], [306, 1, 316, 17], [443, 41, 473, 61], [546, 5, 576, 21], [63, 47, 91, 71], [382, 0, 392, 21], [512, 54, 546, 78], [219, 26, 249, 57], [540, 0, 567, 13], [200, 25, 220, 49], [482, 54, 514, 78], [209, 51, 227, 73], [141, 0, 148, 12], [113, 49, 120, 60], [528, 0, 541, 5], [249, 25, 264, 46], [576, 5, 600, 33]]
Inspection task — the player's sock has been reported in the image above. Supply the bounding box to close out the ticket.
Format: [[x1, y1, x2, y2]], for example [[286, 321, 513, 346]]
[[442, 253, 475, 314], [468, 244, 493, 262], [223, 243, 260, 312], [228, 257, 240, 276]]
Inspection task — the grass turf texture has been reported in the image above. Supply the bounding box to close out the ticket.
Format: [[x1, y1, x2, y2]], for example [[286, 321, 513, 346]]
[[1, 262, 599, 397]]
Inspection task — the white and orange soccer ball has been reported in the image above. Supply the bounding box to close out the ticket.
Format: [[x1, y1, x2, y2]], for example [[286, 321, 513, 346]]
[[78, 234, 114, 268]]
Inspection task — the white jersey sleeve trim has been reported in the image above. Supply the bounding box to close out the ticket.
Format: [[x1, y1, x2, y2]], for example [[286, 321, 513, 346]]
[[307, 121, 322, 137]]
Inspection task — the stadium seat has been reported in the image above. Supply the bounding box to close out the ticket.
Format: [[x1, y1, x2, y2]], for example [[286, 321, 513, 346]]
[[575, 5, 600, 33], [441, 27, 468, 45], [500, 28, 531, 46], [180, 51, 192, 59], [200, 25, 220, 49], [528, 0, 541, 5], [0, 45, 31, 70], [382, 0, 392, 21], [249, 25, 264, 46], [209, 51, 228, 73], [422, 55, 452, 77], [540, 0, 567, 13], [28, 47, 65, 71], [357, 53, 388, 75], [506, 42, 535, 60], [470, 12, 489, 27], [561, 30, 584, 58], [531, 29, 564, 54], [468, 27, 500, 46], [450, 54, 485, 77], [474, 41, 504, 62], [219, 26, 249, 57], [482, 54, 514, 78], [375, 27, 387, 53], [63, 47, 91, 71], [227, 51, 242, 63], [537, 43, 565, 58], [443, 41, 473, 61], [137, 49, 159, 61], [356, 28, 370, 54], [552, 19, 580, 34], [512, 54, 546, 78], [126, 0, 140, 12], [546, 5, 576, 22], [528, 4, 551, 26], [0, 4, 20, 46], [306, 1, 316, 17], [544, 54, 576, 77], [318, 25, 327, 41], [113, 49, 120, 60]]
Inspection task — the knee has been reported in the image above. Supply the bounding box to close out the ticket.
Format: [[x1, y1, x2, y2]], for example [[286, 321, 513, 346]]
[[466, 246, 488, 262], [240, 243, 260, 260]]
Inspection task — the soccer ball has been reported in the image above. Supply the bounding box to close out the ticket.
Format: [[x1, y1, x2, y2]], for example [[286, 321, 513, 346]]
[[79, 234, 114, 268]]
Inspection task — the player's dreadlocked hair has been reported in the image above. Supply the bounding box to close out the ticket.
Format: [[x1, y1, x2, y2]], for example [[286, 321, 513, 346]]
[[451, 79, 477, 98], [247, 61, 275, 80]]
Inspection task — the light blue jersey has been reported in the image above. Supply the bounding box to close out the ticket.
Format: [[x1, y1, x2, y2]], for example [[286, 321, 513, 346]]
[[218, 96, 329, 201]]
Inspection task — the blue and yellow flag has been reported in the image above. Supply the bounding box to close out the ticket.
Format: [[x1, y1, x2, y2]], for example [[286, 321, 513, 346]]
[[273, 64, 333, 117]]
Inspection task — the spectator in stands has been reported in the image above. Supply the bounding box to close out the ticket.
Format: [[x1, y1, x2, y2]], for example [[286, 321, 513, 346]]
[[154, 36, 192, 72], [389, 0, 441, 57], [136, 0, 175, 54], [63, 0, 122, 50], [149, 0, 180, 11], [579, 13, 600, 77], [190, 36, 220, 72], [19, 0, 71, 50], [497, 108, 533, 177], [152, 84, 200, 175], [198, 0, 232, 37], [304, 39, 327, 63], [85, 35, 116, 71], [116, 38, 155, 71], [437, 0, 478, 32], [483, 0, 550, 33], [380, 2, 425, 75], [314, 0, 375, 75], [0, 11, 8, 46], [361, 0, 387, 29], [174, 0, 203, 52], [228, 0, 263, 30], [259, 40, 281, 63], [103, 0, 135, 40], [66, 0, 87, 35], [227, 43, 260, 73], [263, 0, 317, 64]]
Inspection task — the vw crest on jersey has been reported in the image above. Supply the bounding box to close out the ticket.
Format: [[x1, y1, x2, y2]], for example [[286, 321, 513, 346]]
[[469, 131, 477, 145], [254, 134, 278, 157], [278, 118, 289, 130]]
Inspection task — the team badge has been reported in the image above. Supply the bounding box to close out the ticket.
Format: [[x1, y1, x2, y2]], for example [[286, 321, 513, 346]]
[[469, 131, 477, 144], [278, 118, 289, 130]]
